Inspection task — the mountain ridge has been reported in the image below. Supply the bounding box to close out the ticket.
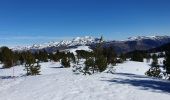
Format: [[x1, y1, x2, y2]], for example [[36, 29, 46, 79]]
[[11, 35, 170, 54]]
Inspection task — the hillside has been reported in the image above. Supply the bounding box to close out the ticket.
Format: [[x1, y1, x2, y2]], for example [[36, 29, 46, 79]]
[[0, 61, 170, 100], [147, 42, 170, 53]]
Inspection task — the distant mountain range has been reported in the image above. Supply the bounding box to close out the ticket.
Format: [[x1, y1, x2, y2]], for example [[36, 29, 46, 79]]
[[102, 36, 170, 54], [12, 35, 170, 54], [147, 42, 170, 53]]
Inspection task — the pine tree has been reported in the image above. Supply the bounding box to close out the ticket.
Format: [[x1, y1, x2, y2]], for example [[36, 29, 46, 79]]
[[131, 51, 143, 62], [69, 53, 76, 64], [24, 52, 41, 76], [146, 54, 151, 63], [145, 54, 161, 78], [24, 52, 35, 75], [119, 53, 126, 62], [0, 47, 14, 68], [95, 56, 107, 72], [39, 50, 48, 62], [84, 58, 95, 74], [61, 57, 70, 68], [29, 61, 41, 75], [103, 46, 116, 65], [164, 51, 170, 79]]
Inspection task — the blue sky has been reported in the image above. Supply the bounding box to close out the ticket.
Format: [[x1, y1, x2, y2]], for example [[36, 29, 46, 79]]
[[0, 0, 170, 46]]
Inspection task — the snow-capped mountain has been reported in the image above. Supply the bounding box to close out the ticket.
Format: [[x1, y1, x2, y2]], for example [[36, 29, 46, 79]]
[[127, 35, 170, 41], [12, 36, 100, 51], [12, 35, 170, 54], [103, 35, 170, 54]]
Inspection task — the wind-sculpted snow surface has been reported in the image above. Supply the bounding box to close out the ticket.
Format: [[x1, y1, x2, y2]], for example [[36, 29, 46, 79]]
[[0, 61, 170, 100]]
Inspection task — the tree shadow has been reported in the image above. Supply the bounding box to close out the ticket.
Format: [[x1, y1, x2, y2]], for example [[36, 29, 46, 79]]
[[101, 72, 170, 93], [0, 76, 19, 79], [49, 66, 64, 69], [115, 73, 149, 79]]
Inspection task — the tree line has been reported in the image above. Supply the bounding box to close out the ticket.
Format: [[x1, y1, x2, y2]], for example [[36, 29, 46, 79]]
[[0, 43, 170, 79], [126, 49, 170, 80]]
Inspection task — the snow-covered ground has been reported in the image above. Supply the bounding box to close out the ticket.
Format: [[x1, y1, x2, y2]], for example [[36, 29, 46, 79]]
[[0, 61, 170, 100], [65, 46, 92, 55]]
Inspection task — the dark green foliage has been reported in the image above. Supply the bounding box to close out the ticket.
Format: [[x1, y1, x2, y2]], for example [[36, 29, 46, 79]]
[[164, 51, 170, 79], [103, 46, 117, 65], [24, 52, 41, 75], [61, 57, 70, 68], [93, 40, 108, 72], [145, 67, 161, 78], [24, 51, 35, 75], [74, 37, 117, 75], [95, 56, 107, 72], [130, 51, 144, 62], [145, 54, 161, 78], [0, 47, 14, 68], [52, 51, 66, 62], [164, 51, 170, 74], [67, 52, 76, 64], [84, 58, 95, 74], [146, 54, 151, 63], [34, 50, 48, 62], [76, 50, 93, 59], [151, 54, 158, 67], [29, 61, 41, 75], [18, 52, 26, 65], [119, 53, 126, 62]]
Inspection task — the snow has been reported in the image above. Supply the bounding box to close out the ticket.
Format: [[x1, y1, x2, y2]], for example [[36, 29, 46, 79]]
[[127, 35, 170, 41], [0, 61, 170, 100], [11, 36, 99, 51], [115, 61, 150, 75], [65, 46, 92, 55]]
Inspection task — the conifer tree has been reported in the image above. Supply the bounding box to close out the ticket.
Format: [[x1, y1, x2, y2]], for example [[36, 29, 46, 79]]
[[119, 53, 126, 62], [24, 52, 40, 75], [145, 54, 161, 78], [68, 53, 76, 64], [164, 51, 170, 79], [95, 55, 107, 72], [146, 54, 151, 63], [24, 52, 35, 75], [29, 61, 41, 75], [84, 58, 95, 74], [131, 51, 143, 62], [61, 57, 70, 68], [0, 47, 14, 68]]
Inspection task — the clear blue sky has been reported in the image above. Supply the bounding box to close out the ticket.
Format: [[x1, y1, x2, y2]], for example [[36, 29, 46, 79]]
[[0, 0, 170, 46]]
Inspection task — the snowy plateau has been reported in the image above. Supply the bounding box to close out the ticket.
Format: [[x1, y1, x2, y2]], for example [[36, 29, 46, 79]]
[[0, 59, 170, 100]]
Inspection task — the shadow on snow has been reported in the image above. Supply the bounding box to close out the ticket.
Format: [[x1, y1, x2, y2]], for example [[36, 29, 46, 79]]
[[101, 72, 170, 93]]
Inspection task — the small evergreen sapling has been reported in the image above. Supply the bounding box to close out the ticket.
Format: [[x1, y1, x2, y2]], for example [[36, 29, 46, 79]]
[[24, 52, 41, 76], [29, 61, 41, 75], [145, 54, 161, 78]]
